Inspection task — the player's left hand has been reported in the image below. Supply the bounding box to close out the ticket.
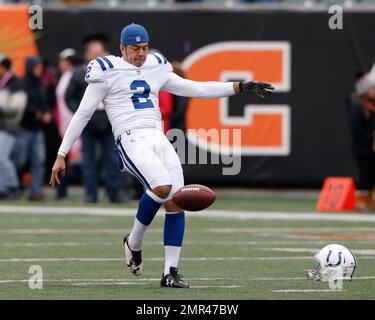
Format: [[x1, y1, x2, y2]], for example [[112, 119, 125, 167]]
[[239, 81, 275, 99], [49, 155, 66, 187]]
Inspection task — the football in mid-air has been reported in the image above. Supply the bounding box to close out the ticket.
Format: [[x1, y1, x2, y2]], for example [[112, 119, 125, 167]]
[[172, 184, 216, 211]]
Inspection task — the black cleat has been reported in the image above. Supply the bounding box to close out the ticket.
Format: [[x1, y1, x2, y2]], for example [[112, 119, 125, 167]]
[[123, 234, 142, 276], [160, 267, 190, 288]]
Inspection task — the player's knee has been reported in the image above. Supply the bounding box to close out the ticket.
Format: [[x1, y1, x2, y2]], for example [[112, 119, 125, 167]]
[[151, 185, 172, 199], [164, 199, 182, 212]]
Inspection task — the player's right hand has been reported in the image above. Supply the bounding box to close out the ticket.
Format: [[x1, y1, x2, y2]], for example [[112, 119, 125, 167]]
[[49, 155, 66, 187], [239, 80, 275, 99]]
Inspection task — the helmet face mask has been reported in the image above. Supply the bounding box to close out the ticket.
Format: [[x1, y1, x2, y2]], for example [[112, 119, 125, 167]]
[[306, 244, 357, 281]]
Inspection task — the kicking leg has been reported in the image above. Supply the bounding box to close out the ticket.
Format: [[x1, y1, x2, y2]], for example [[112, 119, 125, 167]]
[[117, 133, 173, 276], [124, 185, 171, 276]]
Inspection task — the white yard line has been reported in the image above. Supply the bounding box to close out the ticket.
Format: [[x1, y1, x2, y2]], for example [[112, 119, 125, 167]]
[[2, 242, 119, 247], [0, 258, 123, 262], [1, 276, 374, 285], [1, 205, 375, 222], [71, 282, 148, 286], [0, 277, 233, 284], [250, 276, 375, 281], [257, 248, 320, 253], [70, 283, 241, 288], [0, 206, 137, 217], [271, 289, 345, 293], [5, 256, 372, 262], [190, 286, 241, 289], [2, 227, 375, 235], [257, 247, 375, 255], [1, 240, 345, 247], [0, 256, 315, 263], [0, 228, 133, 234]]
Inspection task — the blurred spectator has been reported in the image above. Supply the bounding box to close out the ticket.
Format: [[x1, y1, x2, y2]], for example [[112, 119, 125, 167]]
[[14, 56, 51, 201], [41, 59, 63, 198], [169, 61, 189, 133], [60, 0, 92, 3], [0, 55, 27, 200], [346, 72, 375, 210], [239, 0, 275, 3], [66, 34, 134, 203], [56, 49, 81, 148], [54, 48, 82, 199], [159, 90, 173, 133], [42, 59, 58, 115]]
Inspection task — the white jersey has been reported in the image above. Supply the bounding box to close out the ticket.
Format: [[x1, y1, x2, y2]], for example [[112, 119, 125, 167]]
[[58, 53, 235, 157], [85, 53, 172, 136]]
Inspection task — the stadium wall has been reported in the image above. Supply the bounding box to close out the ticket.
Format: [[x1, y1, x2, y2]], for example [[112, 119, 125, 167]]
[[30, 7, 375, 187]]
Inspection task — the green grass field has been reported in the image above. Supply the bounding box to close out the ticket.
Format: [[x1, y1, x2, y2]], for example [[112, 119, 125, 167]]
[[1, 189, 375, 300]]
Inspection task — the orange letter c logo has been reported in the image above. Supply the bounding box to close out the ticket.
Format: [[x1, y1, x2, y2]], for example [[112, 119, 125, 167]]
[[182, 41, 291, 156]]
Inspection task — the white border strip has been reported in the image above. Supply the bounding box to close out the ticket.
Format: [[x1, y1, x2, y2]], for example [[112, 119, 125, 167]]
[[2, 206, 375, 222]]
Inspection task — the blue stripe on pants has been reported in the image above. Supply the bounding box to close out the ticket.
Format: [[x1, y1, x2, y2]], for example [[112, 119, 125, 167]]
[[117, 141, 151, 189]]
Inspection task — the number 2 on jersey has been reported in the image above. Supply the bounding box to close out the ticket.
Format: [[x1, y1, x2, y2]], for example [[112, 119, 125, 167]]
[[130, 80, 154, 109]]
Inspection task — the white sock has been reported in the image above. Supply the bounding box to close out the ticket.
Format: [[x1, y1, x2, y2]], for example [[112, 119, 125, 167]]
[[164, 246, 181, 275], [128, 218, 147, 251]]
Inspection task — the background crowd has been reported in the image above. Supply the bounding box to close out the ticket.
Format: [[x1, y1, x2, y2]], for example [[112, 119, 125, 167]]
[[0, 33, 188, 203]]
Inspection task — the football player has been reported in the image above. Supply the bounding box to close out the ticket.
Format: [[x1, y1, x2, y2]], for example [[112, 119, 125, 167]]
[[50, 23, 274, 288]]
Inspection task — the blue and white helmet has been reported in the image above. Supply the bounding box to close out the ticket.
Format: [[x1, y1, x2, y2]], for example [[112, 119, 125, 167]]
[[307, 244, 357, 281], [120, 23, 149, 45]]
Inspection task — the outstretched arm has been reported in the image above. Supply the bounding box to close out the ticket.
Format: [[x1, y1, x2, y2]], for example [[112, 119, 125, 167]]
[[50, 81, 108, 186], [162, 72, 236, 98], [162, 72, 274, 99]]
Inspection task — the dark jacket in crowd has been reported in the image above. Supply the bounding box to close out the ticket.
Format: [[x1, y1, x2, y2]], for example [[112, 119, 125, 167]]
[[20, 57, 49, 131], [169, 95, 189, 132], [42, 63, 58, 111], [0, 72, 27, 135], [65, 65, 111, 134], [346, 94, 375, 156]]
